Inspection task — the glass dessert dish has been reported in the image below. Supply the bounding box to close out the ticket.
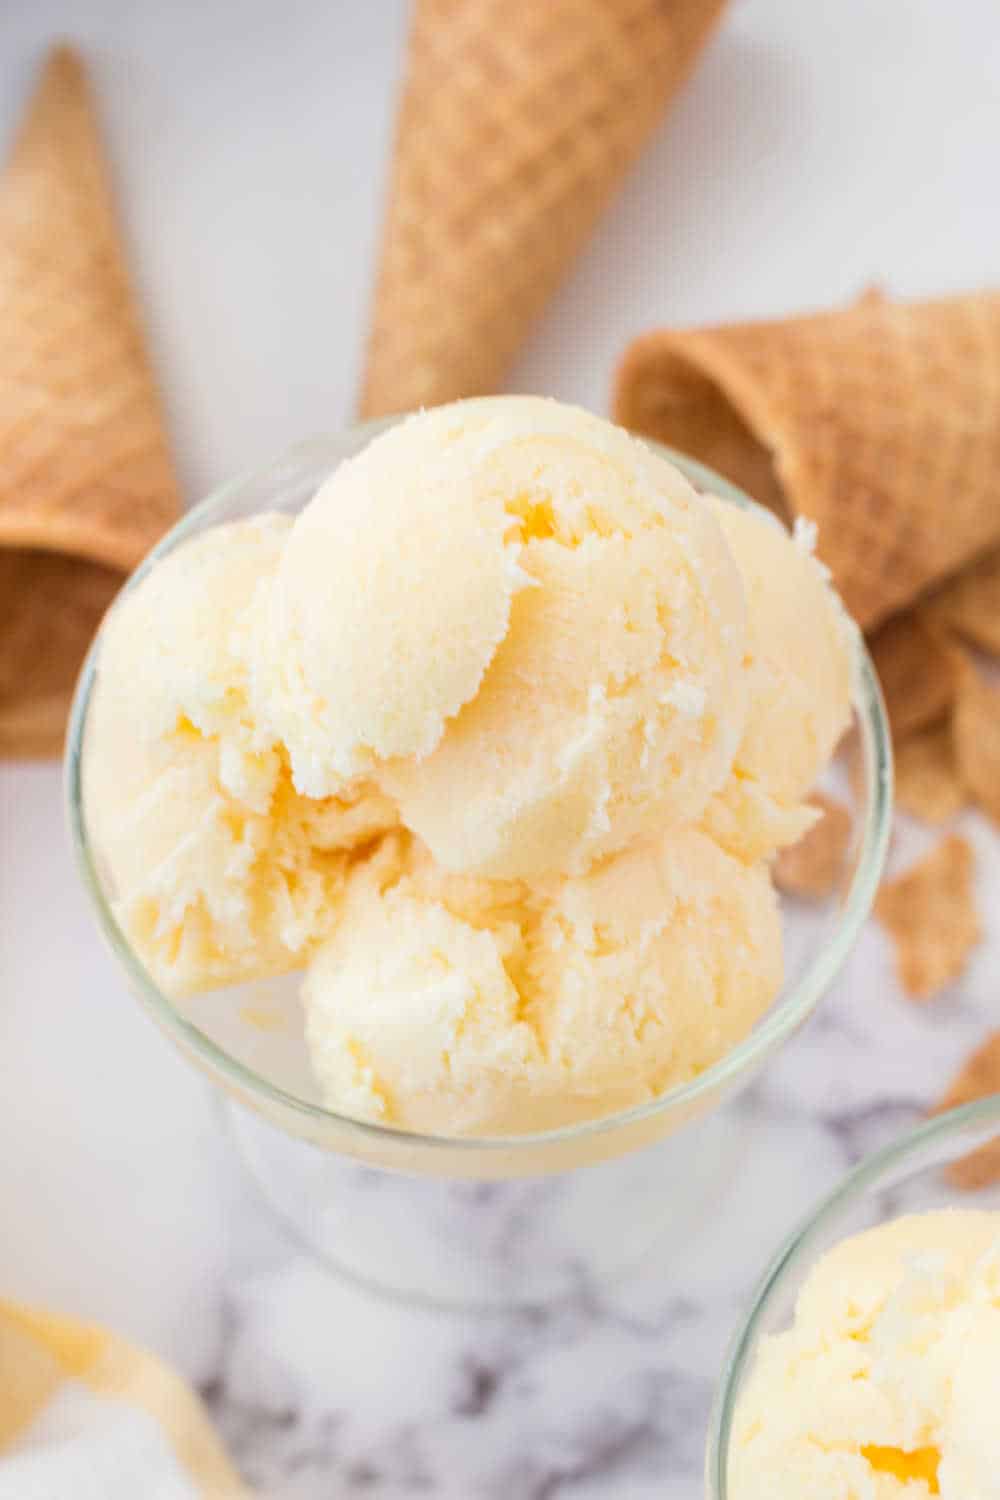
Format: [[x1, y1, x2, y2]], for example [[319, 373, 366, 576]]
[[66, 424, 892, 1309], [707, 1096, 1000, 1497]]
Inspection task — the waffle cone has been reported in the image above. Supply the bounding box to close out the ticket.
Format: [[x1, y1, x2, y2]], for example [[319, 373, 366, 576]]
[[613, 290, 1000, 630], [359, 0, 727, 418], [0, 46, 180, 756]]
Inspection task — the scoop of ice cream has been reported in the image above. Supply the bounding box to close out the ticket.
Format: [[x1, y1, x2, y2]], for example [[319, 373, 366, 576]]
[[701, 502, 855, 863], [302, 834, 543, 1134], [730, 1211, 1000, 1500], [256, 401, 536, 787], [84, 517, 397, 996], [79, 396, 856, 1136], [264, 397, 748, 878], [523, 827, 782, 1115], [303, 828, 781, 1135], [107, 514, 290, 774]]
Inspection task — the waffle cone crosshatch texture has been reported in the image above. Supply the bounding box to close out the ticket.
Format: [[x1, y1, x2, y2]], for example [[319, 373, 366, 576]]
[[614, 290, 1000, 631], [0, 45, 179, 757], [358, 0, 729, 417]]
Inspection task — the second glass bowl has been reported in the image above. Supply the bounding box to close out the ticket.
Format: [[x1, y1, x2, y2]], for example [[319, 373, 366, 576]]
[[708, 1096, 1000, 1497], [66, 425, 892, 1305]]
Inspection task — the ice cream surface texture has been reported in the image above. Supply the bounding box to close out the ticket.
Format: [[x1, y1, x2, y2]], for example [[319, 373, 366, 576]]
[[730, 1211, 1000, 1500], [84, 516, 396, 996], [702, 500, 855, 862], [303, 828, 781, 1134], [259, 397, 750, 878], [82, 397, 858, 1134]]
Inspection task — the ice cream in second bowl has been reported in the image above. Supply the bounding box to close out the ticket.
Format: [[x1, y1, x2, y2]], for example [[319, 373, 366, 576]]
[[79, 397, 862, 1142], [730, 1209, 1000, 1498], [711, 1099, 1000, 1500]]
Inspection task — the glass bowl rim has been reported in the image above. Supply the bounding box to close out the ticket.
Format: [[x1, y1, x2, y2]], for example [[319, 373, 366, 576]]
[[706, 1092, 1000, 1498], [64, 420, 893, 1159]]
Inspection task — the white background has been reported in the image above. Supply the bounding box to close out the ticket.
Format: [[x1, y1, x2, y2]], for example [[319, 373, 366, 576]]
[[1, 1, 999, 1494]]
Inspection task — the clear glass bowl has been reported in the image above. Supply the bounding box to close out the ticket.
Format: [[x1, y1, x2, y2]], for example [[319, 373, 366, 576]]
[[707, 1096, 1000, 1497], [65, 424, 892, 1305]]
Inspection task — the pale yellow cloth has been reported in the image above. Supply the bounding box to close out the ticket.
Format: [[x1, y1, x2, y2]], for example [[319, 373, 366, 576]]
[[0, 1300, 245, 1498]]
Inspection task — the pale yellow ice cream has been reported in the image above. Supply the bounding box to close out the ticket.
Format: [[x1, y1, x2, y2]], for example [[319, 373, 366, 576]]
[[262, 398, 750, 879], [84, 517, 396, 996], [81, 397, 858, 1137], [730, 1211, 1000, 1500], [252, 405, 533, 786], [702, 502, 855, 863], [302, 826, 781, 1135]]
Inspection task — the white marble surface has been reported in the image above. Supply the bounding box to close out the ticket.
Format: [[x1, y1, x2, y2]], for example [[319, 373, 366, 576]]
[[2, 1, 1000, 1494]]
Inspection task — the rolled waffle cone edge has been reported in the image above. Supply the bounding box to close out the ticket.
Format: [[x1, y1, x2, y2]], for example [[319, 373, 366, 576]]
[[613, 290, 1000, 630]]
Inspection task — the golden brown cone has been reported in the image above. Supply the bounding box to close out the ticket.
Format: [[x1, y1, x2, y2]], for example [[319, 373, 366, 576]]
[[613, 290, 1000, 630], [868, 609, 960, 740], [952, 653, 1000, 826], [0, 45, 181, 756], [0, 551, 122, 758], [359, 0, 728, 418], [927, 543, 1000, 655]]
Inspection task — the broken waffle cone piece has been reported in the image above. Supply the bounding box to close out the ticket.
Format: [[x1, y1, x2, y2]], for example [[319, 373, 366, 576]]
[[894, 722, 965, 825], [773, 792, 851, 900], [868, 610, 960, 741], [952, 654, 1000, 825], [359, 0, 728, 418], [927, 544, 1000, 656], [613, 289, 1000, 630], [931, 1032, 1000, 1191], [0, 45, 180, 757], [875, 834, 980, 1001]]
